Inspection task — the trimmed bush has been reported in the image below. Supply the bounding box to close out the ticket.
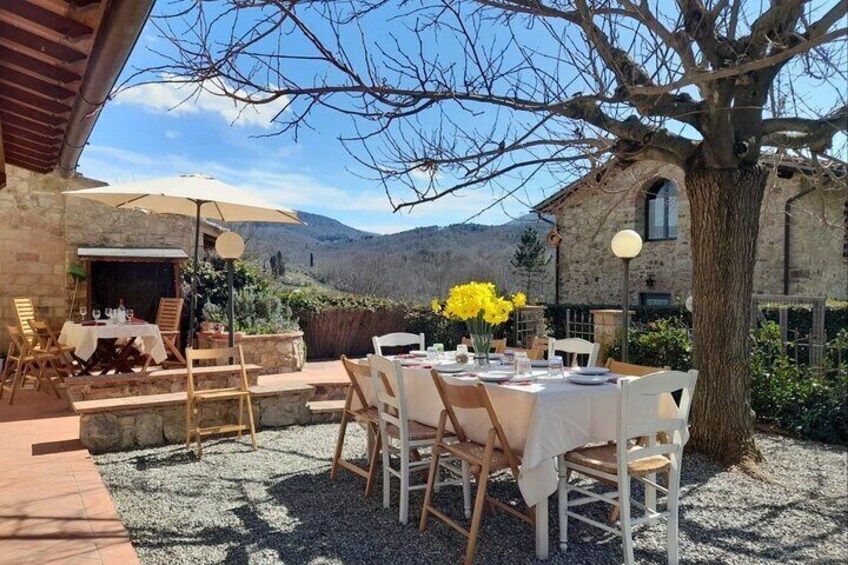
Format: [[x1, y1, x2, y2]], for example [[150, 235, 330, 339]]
[[606, 318, 693, 371], [750, 323, 848, 444], [203, 288, 299, 335]]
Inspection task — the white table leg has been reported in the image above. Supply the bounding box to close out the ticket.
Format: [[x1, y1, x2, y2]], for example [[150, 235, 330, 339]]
[[536, 496, 549, 560]]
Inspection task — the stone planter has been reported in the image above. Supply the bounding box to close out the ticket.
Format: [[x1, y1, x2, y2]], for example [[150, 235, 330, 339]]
[[197, 331, 306, 375]]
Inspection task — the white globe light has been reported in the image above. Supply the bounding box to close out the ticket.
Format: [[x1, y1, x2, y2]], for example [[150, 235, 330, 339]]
[[611, 229, 643, 259], [685, 295, 694, 313], [215, 232, 245, 260]]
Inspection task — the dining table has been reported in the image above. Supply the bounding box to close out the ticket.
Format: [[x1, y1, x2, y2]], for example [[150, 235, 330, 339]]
[[351, 354, 680, 560], [59, 320, 168, 375]]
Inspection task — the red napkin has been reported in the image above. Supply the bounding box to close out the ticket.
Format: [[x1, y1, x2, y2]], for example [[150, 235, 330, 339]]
[[130, 317, 146, 324]]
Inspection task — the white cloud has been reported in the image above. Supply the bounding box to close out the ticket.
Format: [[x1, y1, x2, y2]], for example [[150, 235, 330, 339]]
[[164, 130, 181, 139], [116, 77, 288, 129]]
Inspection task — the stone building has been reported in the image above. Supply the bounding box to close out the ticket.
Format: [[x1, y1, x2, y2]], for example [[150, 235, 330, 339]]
[[0, 164, 221, 350], [533, 158, 848, 306]]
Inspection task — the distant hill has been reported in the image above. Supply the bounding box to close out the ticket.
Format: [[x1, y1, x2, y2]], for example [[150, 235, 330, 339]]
[[234, 211, 555, 302]]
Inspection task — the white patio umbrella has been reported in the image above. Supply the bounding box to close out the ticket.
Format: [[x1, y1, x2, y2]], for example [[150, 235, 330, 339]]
[[64, 173, 302, 342]]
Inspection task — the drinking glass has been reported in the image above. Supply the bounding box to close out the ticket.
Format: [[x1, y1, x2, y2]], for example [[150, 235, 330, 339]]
[[433, 343, 444, 359], [105, 308, 112, 323], [514, 352, 531, 378], [127, 309, 135, 323], [79, 306, 87, 321], [426, 346, 437, 361], [455, 344, 469, 364], [92, 309, 101, 322], [548, 355, 564, 379]]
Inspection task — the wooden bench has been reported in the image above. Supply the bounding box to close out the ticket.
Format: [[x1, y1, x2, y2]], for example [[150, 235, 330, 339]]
[[74, 382, 318, 453], [66, 364, 264, 402]]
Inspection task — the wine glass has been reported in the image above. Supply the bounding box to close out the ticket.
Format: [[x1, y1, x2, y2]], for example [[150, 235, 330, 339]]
[[105, 307, 112, 323], [127, 309, 135, 323], [92, 309, 101, 322], [79, 305, 87, 322]]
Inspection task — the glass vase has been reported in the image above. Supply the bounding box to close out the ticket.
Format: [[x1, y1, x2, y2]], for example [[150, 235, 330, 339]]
[[470, 333, 493, 366]]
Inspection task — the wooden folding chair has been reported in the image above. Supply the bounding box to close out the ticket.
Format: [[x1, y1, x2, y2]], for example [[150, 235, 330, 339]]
[[156, 298, 186, 366], [330, 355, 382, 496], [185, 346, 257, 459], [13, 298, 75, 363], [28, 320, 74, 382], [421, 372, 534, 565], [1, 325, 59, 404], [605, 358, 668, 377]]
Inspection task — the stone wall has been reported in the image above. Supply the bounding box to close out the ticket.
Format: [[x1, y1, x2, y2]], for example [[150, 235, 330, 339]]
[[0, 164, 220, 350], [198, 332, 306, 375], [553, 160, 847, 304]]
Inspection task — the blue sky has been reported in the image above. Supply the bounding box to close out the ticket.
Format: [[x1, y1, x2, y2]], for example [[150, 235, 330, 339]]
[[78, 18, 537, 234]]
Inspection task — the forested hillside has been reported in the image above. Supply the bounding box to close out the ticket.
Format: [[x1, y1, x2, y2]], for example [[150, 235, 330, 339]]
[[235, 213, 555, 302]]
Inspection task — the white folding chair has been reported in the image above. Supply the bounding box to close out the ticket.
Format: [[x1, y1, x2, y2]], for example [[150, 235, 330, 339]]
[[558, 370, 698, 565], [369, 354, 471, 524], [372, 332, 426, 355], [548, 337, 600, 367]]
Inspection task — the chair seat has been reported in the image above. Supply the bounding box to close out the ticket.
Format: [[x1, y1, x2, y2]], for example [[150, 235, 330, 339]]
[[194, 388, 251, 401], [565, 444, 670, 477], [351, 406, 380, 423], [384, 418, 440, 441], [444, 440, 515, 473]]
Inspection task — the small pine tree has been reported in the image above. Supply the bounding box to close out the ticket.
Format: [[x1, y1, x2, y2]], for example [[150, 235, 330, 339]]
[[510, 227, 550, 301]]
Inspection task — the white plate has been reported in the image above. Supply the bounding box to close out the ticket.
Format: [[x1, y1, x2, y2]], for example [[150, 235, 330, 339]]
[[409, 350, 429, 357], [487, 353, 504, 360], [475, 371, 514, 383], [575, 366, 610, 376], [567, 374, 609, 385], [436, 363, 468, 374], [530, 359, 550, 368]]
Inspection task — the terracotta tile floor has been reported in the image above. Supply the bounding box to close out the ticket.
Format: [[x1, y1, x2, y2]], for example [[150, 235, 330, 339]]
[[0, 389, 139, 565]]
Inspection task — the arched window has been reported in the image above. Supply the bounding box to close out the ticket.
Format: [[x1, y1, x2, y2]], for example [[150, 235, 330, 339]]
[[645, 179, 678, 240]]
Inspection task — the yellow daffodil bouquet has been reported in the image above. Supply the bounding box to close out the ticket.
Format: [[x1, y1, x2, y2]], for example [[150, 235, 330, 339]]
[[432, 282, 526, 362]]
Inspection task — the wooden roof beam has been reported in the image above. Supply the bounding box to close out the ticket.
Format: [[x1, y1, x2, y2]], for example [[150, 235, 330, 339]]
[[3, 132, 59, 155], [0, 65, 76, 100], [5, 147, 55, 169], [0, 83, 73, 115], [2, 124, 61, 148], [0, 116, 6, 189], [0, 45, 81, 83], [0, 21, 87, 63], [0, 112, 63, 139], [1, 1, 93, 40], [0, 98, 66, 127], [5, 155, 52, 173]]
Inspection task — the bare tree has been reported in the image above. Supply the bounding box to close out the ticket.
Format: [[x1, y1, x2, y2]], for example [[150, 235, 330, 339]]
[[132, 0, 848, 466]]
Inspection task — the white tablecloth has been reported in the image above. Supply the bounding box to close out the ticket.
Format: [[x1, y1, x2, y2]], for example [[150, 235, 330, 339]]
[[355, 359, 679, 507], [59, 321, 168, 364]]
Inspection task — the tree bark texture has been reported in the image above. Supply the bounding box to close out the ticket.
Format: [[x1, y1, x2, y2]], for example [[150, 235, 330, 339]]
[[686, 159, 767, 465]]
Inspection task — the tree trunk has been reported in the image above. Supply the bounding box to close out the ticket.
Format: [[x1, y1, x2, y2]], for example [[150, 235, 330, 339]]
[[685, 160, 767, 466]]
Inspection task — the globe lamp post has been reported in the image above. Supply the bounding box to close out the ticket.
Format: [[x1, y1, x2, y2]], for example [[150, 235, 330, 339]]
[[215, 232, 245, 348], [611, 229, 643, 362]]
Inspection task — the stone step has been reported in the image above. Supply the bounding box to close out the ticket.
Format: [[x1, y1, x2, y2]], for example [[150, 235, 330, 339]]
[[307, 399, 346, 414], [75, 382, 316, 453]]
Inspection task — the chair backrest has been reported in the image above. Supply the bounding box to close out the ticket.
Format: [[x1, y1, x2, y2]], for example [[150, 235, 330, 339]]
[[605, 358, 668, 377], [430, 371, 521, 479], [461, 337, 507, 353], [548, 337, 599, 367], [372, 332, 425, 355], [186, 346, 248, 398], [616, 370, 698, 473], [13, 298, 36, 341], [368, 354, 410, 441], [530, 336, 549, 353], [340, 354, 375, 409], [156, 298, 184, 331]]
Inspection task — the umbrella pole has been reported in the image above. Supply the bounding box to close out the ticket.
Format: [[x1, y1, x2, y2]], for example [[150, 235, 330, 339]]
[[188, 200, 203, 349]]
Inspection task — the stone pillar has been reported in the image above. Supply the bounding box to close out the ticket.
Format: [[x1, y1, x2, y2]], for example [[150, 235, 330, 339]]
[[590, 309, 626, 365]]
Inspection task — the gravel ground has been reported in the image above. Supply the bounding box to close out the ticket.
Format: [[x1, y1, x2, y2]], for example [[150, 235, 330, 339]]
[[95, 425, 847, 564]]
